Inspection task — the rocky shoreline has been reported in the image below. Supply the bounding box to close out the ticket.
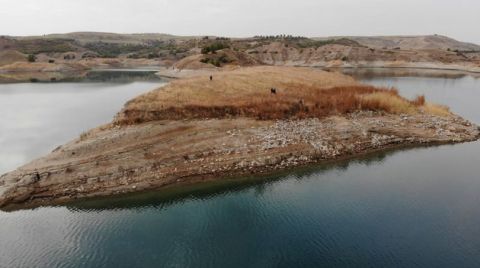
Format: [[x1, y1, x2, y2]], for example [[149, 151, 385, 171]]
[[155, 62, 480, 80], [1, 111, 478, 210]]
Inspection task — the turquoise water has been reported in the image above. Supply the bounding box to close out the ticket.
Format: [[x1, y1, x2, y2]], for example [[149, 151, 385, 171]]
[[1, 70, 480, 267]]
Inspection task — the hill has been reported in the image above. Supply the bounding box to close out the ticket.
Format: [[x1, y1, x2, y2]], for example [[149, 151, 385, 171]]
[[0, 50, 26, 66], [13, 32, 190, 45], [322, 35, 480, 51]]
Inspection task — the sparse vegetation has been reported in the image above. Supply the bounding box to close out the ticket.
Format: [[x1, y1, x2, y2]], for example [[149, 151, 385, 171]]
[[84, 42, 149, 57], [296, 38, 362, 49], [200, 55, 231, 67], [16, 38, 76, 54]]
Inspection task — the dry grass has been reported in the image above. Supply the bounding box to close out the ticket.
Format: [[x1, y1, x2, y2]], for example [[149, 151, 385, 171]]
[[360, 92, 417, 114], [422, 103, 451, 116], [114, 66, 450, 125]]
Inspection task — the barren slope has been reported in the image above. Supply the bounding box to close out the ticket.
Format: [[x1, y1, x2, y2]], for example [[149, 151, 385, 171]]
[[318, 35, 480, 51]]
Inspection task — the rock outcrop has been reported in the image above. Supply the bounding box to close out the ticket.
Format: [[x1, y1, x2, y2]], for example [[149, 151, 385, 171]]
[[0, 113, 478, 210]]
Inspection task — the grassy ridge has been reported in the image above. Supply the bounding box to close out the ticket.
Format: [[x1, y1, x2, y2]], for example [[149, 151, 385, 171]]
[[114, 67, 449, 125]]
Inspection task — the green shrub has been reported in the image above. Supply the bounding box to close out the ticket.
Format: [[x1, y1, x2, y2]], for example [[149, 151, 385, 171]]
[[27, 54, 36, 62], [199, 55, 231, 67], [201, 42, 230, 54]]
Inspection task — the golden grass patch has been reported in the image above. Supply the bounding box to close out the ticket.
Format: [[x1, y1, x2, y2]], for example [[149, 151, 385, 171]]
[[114, 66, 451, 125], [422, 103, 451, 116]]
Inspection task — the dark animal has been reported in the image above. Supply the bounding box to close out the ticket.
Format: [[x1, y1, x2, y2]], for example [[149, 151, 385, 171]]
[[270, 88, 277, 94], [210, 75, 213, 81]]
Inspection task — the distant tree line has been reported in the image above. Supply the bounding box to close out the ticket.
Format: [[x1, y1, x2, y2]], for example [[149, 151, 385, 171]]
[[254, 35, 307, 40], [84, 42, 149, 58]]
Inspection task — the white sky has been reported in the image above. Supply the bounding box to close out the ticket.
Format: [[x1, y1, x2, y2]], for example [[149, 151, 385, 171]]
[[0, 0, 479, 44]]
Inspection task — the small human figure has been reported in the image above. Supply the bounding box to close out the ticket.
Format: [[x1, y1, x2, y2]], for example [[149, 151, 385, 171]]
[[271, 88, 277, 94], [210, 75, 213, 81]]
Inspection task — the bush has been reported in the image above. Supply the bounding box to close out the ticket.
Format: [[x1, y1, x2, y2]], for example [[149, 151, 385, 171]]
[[27, 54, 36, 62], [199, 55, 231, 67], [201, 42, 230, 54], [147, 53, 158, 59]]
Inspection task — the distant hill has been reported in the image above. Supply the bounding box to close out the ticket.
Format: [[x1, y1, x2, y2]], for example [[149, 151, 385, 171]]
[[7, 32, 479, 51], [0, 50, 26, 66], [13, 32, 191, 45], [1, 32, 479, 72], [320, 35, 480, 51]]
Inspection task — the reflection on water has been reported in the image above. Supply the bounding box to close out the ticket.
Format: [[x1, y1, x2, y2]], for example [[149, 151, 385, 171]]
[[69, 147, 397, 212], [2, 141, 480, 268], [81, 70, 163, 83], [1, 69, 480, 267], [334, 67, 479, 80], [0, 69, 163, 83]]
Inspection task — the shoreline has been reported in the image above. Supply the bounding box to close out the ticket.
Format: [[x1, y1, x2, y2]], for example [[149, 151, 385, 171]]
[[5, 138, 476, 212], [1, 61, 479, 83], [1, 113, 479, 211], [155, 63, 480, 80]]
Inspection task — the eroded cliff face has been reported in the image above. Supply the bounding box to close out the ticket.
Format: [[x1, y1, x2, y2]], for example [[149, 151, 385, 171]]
[[1, 112, 478, 210], [245, 42, 480, 70]]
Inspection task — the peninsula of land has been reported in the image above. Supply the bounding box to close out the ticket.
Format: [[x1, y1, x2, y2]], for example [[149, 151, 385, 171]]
[[0, 66, 478, 209]]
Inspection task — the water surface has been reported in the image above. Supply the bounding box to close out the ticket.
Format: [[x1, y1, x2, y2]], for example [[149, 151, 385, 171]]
[[0, 70, 164, 174], [1, 69, 480, 268]]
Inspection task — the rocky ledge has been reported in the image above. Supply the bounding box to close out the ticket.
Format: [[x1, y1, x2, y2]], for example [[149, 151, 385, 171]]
[[0, 111, 478, 210]]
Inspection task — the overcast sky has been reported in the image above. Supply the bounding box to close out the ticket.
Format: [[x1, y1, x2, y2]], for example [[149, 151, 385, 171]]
[[1, 0, 479, 44]]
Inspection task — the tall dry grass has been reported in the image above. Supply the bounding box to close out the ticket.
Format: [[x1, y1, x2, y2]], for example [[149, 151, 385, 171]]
[[114, 66, 450, 125]]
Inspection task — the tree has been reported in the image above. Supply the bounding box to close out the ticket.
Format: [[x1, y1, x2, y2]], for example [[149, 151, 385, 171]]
[[27, 54, 36, 62]]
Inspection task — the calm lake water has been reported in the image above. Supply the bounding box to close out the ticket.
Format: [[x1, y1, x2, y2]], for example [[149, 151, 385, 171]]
[[0, 70, 164, 175], [1, 69, 480, 268]]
